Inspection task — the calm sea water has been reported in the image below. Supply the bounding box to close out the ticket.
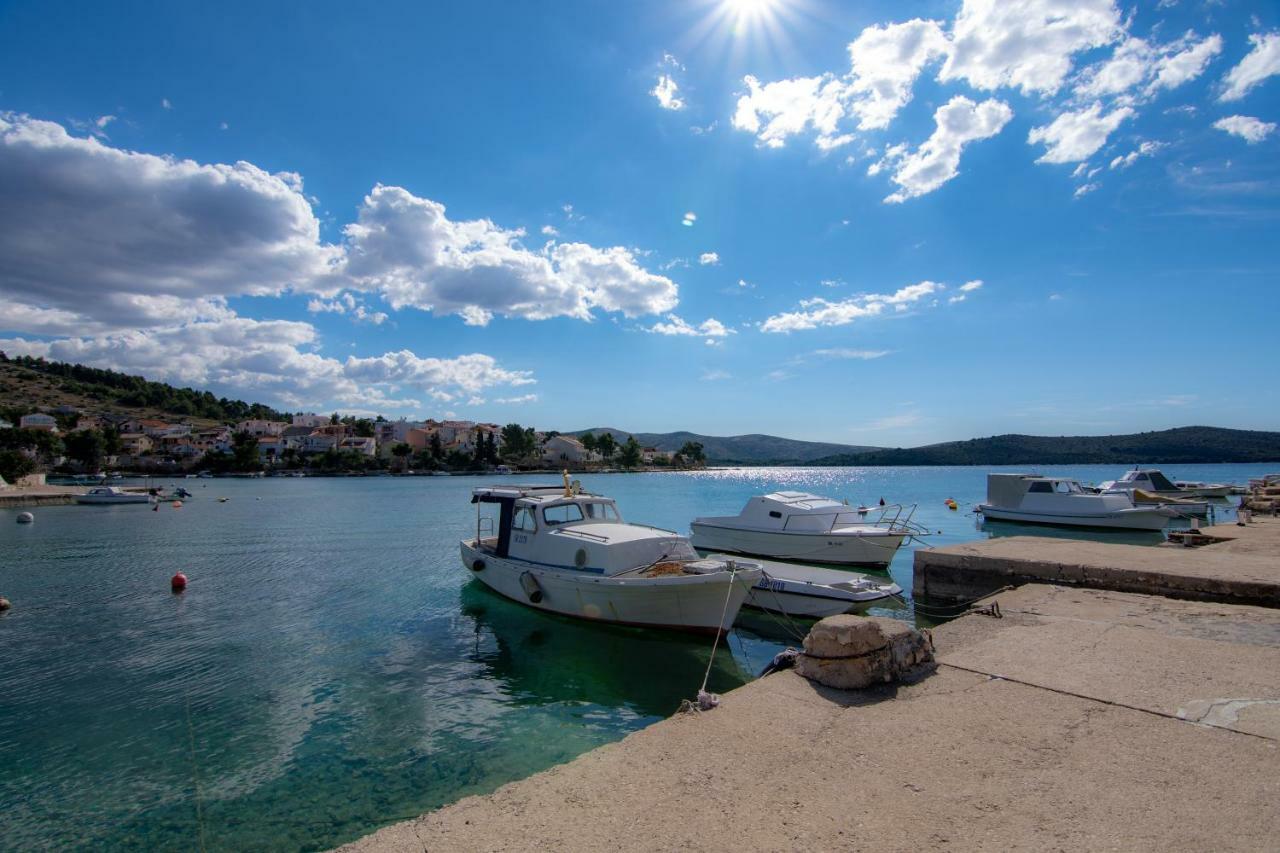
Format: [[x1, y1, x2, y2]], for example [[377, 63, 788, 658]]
[[0, 464, 1268, 850]]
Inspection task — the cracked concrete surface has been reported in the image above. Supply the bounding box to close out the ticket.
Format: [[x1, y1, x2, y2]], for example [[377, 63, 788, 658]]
[[336, 584, 1280, 852]]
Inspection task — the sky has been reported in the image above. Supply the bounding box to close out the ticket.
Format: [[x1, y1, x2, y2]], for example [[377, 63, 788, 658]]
[[0, 0, 1277, 446]]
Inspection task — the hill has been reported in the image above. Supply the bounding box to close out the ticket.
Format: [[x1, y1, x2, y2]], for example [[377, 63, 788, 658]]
[[808, 427, 1280, 466], [568, 427, 880, 465], [0, 354, 287, 426]]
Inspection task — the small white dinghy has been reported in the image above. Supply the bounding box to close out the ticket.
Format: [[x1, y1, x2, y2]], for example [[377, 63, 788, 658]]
[[695, 555, 901, 618], [463, 479, 762, 634]]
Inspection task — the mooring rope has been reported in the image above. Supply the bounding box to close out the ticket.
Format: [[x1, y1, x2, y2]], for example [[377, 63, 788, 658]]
[[183, 692, 209, 853]]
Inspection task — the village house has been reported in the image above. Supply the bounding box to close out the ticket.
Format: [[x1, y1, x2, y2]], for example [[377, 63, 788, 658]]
[[642, 447, 673, 464], [192, 427, 232, 454], [291, 413, 330, 428], [257, 435, 284, 463], [299, 433, 339, 455], [19, 413, 59, 432], [540, 435, 598, 466], [280, 425, 314, 451], [339, 436, 377, 457], [73, 415, 106, 432], [235, 419, 288, 437], [119, 433, 153, 455]]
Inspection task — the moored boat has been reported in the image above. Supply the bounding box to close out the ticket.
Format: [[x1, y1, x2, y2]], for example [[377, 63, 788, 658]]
[[462, 480, 762, 634], [1099, 469, 1232, 499], [978, 474, 1171, 530], [75, 486, 152, 505], [699, 555, 901, 618], [690, 492, 915, 567]]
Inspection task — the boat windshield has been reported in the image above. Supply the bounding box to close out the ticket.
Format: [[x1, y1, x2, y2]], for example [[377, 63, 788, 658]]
[[1053, 481, 1084, 494], [582, 501, 620, 521]]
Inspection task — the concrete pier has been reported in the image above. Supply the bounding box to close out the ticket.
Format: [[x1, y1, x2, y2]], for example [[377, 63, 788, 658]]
[[337, 581, 1280, 852], [914, 517, 1280, 607]]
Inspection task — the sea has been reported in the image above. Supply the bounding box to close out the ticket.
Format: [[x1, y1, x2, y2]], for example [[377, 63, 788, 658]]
[[0, 463, 1271, 850]]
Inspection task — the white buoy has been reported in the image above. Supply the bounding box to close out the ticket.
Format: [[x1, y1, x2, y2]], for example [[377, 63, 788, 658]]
[[16, 512, 34, 524]]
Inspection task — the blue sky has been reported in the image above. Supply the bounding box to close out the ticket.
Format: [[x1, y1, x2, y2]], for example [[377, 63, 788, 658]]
[[0, 0, 1277, 445]]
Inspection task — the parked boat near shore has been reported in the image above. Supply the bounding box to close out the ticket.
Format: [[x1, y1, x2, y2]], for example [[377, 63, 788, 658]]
[[690, 492, 917, 567], [75, 486, 152, 505], [462, 481, 761, 634], [978, 474, 1172, 530], [1099, 469, 1232, 499], [701, 554, 901, 618]]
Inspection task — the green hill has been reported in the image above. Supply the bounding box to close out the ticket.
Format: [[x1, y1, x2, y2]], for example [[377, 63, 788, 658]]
[[568, 427, 880, 465], [0, 353, 288, 425], [808, 427, 1280, 466]]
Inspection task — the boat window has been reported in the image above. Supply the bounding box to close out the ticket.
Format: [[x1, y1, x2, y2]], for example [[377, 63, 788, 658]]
[[768, 510, 782, 518], [1028, 481, 1053, 493], [583, 502, 619, 521], [543, 503, 585, 525], [512, 507, 537, 532], [1054, 481, 1072, 494]]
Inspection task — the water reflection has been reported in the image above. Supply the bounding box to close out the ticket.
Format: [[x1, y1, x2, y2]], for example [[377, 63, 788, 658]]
[[459, 581, 750, 718]]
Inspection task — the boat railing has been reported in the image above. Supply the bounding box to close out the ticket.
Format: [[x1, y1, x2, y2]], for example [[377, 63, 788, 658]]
[[780, 502, 923, 534], [554, 526, 611, 543]]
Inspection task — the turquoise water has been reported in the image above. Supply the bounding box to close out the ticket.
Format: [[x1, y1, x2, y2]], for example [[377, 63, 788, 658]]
[[0, 464, 1267, 850]]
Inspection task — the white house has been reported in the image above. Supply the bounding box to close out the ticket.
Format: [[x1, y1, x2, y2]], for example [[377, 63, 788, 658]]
[[19, 413, 58, 432], [642, 447, 673, 463], [236, 419, 287, 437], [340, 436, 377, 457], [540, 435, 599, 466], [291, 413, 330, 428]]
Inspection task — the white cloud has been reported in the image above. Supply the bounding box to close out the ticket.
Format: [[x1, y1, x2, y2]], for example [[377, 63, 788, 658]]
[[161, 98, 173, 110], [0, 112, 341, 333], [761, 281, 945, 332], [1220, 33, 1280, 102], [698, 252, 720, 265], [941, 0, 1123, 95], [342, 185, 678, 325], [652, 74, 685, 111], [701, 369, 732, 381], [682, 211, 697, 226], [1074, 181, 1101, 197], [947, 279, 984, 303], [875, 96, 1013, 202], [540, 225, 558, 236], [647, 314, 735, 342], [732, 74, 849, 149], [0, 315, 532, 412], [495, 393, 538, 405], [1028, 102, 1134, 163], [1073, 33, 1221, 102], [1213, 114, 1277, 143], [845, 19, 950, 130], [1109, 139, 1167, 169]]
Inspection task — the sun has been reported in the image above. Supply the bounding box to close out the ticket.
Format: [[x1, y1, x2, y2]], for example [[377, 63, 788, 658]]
[[721, 0, 783, 35]]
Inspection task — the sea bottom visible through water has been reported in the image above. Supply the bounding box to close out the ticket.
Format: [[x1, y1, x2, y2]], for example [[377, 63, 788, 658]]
[[0, 464, 1265, 850]]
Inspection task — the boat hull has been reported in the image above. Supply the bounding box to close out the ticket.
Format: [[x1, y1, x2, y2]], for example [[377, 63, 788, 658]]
[[690, 523, 903, 567], [460, 540, 760, 634], [739, 560, 901, 618], [978, 505, 1169, 530], [75, 494, 152, 504]]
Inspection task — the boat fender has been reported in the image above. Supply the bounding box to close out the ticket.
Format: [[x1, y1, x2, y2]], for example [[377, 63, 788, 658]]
[[519, 571, 544, 603], [759, 647, 801, 677], [574, 548, 588, 568], [470, 558, 486, 572]]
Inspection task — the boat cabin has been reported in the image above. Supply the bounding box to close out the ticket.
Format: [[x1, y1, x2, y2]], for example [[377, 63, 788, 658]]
[[470, 485, 692, 575], [985, 473, 1135, 511], [1112, 470, 1180, 492], [711, 491, 878, 533]]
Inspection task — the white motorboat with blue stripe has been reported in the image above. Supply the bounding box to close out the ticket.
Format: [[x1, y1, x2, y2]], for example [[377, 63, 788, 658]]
[[462, 478, 761, 635]]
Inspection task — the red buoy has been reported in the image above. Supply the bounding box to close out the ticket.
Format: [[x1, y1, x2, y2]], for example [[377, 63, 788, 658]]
[[171, 572, 188, 593]]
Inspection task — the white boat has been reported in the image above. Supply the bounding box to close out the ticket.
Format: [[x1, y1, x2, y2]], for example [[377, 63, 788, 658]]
[[1099, 469, 1232, 499], [690, 492, 913, 567], [75, 486, 153, 505], [978, 474, 1171, 530], [699, 555, 900, 618], [462, 481, 762, 634]]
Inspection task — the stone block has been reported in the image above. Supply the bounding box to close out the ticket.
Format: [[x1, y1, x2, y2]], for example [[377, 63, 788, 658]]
[[796, 615, 935, 690]]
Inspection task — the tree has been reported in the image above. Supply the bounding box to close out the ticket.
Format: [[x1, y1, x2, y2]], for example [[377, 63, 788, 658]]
[[580, 432, 598, 455], [500, 423, 533, 462], [64, 429, 105, 470], [330, 412, 340, 425], [429, 432, 444, 460], [392, 442, 412, 471], [597, 432, 617, 460], [231, 430, 261, 472], [101, 424, 122, 456], [0, 450, 36, 483], [676, 441, 706, 468], [618, 435, 642, 468], [354, 418, 375, 438]]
